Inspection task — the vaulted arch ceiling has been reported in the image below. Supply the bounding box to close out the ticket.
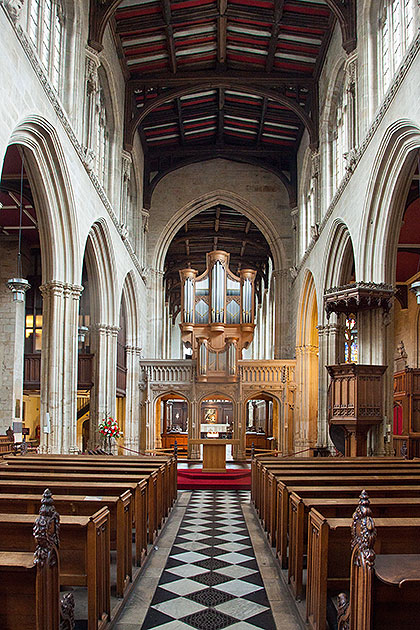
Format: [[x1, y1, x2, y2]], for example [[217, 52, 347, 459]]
[[89, 0, 354, 207], [164, 204, 272, 319]]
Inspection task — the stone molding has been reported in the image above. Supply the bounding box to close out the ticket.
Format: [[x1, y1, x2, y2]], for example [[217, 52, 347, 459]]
[[296, 32, 420, 276], [0, 7, 147, 285]]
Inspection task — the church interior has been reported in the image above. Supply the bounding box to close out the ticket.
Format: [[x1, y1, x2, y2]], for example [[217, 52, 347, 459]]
[[1, 0, 420, 628]]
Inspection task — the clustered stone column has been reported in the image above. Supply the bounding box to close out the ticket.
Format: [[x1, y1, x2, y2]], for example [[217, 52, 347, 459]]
[[39, 281, 83, 453], [317, 318, 343, 448], [124, 345, 142, 452], [89, 323, 119, 449]]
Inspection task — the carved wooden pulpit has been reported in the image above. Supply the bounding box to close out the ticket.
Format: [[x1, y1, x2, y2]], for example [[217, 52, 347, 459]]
[[327, 363, 387, 456]]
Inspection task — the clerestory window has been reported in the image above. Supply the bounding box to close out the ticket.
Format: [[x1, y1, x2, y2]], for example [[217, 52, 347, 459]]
[[28, 0, 64, 92]]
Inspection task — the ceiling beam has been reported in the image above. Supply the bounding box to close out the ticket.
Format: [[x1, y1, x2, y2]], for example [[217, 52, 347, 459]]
[[160, 0, 177, 73], [147, 144, 294, 159], [217, 0, 227, 66], [265, 0, 285, 72], [256, 98, 268, 147], [176, 98, 186, 145], [129, 73, 314, 88], [217, 88, 225, 146]]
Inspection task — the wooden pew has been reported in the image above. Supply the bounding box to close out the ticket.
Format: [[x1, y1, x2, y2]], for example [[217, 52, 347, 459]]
[[0, 506, 110, 630], [251, 457, 408, 512], [261, 463, 420, 543], [306, 505, 420, 630], [0, 491, 132, 599], [5, 454, 177, 510], [0, 464, 163, 542], [337, 492, 420, 629], [0, 479, 147, 566], [289, 494, 420, 600], [274, 476, 420, 568], [0, 466, 162, 540], [0, 488, 75, 630], [4, 458, 173, 523]]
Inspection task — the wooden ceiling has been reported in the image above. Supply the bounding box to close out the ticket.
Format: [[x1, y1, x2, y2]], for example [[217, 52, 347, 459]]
[[164, 204, 271, 318], [87, 0, 355, 312], [88, 0, 356, 208]]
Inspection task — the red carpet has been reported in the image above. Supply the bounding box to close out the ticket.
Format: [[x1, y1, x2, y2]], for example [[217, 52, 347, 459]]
[[177, 469, 251, 490]]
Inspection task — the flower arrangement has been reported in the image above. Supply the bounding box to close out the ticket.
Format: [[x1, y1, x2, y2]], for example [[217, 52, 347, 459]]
[[98, 417, 123, 439]]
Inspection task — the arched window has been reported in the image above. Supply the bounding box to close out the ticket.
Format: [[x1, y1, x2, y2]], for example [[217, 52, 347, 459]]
[[344, 314, 358, 363], [332, 88, 348, 192], [28, 0, 64, 92], [379, 0, 417, 95], [96, 87, 109, 187]]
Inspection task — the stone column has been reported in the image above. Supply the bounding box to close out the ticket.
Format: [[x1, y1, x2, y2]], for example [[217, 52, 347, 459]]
[[39, 281, 83, 453], [124, 345, 141, 452], [0, 238, 28, 436], [149, 268, 164, 358], [89, 323, 119, 448], [272, 269, 291, 358], [317, 319, 342, 448], [358, 309, 391, 455]]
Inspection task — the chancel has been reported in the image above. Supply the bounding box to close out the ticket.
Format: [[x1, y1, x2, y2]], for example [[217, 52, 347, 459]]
[[1, 0, 420, 628]]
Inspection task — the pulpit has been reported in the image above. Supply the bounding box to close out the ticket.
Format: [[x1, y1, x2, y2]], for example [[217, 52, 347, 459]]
[[327, 363, 387, 456], [189, 439, 240, 472]]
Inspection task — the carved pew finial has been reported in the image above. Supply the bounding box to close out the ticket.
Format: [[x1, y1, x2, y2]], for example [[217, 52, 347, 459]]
[[33, 488, 60, 567], [338, 491, 377, 630]]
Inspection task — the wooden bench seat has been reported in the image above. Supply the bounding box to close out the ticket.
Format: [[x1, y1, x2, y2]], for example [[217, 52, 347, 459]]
[[0, 468, 161, 540], [0, 489, 74, 630], [0, 479, 147, 566], [274, 477, 420, 568], [262, 466, 420, 543], [306, 508, 420, 630], [0, 491, 132, 598], [289, 494, 420, 600], [0, 508, 110, 630], [337, 493, 420, 630], [4, 459, 172, 523], [5, 454, 177, 509]]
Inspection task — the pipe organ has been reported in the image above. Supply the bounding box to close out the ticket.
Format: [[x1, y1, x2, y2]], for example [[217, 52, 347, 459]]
[[179, 251, 256, 382]]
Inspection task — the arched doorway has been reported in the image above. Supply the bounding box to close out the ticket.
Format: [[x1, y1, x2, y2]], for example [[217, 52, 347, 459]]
[[0, 145, 42, 446], [244, 392, 279, 455], [156, 393, 189, 456]]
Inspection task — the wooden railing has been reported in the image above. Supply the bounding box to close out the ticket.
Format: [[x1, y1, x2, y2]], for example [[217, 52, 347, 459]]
[[140, 359, 195, 384], [24, 353, 94, 390], [238, 360, 296, 384]]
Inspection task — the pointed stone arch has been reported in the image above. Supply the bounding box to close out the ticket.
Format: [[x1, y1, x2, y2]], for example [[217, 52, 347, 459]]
[[7, 115, 79, 284], [360, 120, 420, 284], [295, 270, 319, 451]]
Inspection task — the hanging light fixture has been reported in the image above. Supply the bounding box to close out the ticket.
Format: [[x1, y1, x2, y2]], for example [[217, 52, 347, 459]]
[[6, 150, 30, 302]]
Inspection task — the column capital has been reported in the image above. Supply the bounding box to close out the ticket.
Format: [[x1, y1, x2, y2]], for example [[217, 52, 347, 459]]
[[126, 345, 142, 356], [39, 280, 65, 298]]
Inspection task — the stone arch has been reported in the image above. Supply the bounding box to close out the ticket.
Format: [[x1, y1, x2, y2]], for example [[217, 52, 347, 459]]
[[322, 219, 355, 292], [360, 120, 420, 284], [153, 189, 287, 275], [126, 83, 317, 150], [6, 115, 79, 284], [119, 271, 141, 348], [295, 270, 319, 450], [83, 218, 118, 326]]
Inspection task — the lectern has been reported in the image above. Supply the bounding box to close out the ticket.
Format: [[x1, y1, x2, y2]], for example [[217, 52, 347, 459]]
[[189, 439, 240, 472]]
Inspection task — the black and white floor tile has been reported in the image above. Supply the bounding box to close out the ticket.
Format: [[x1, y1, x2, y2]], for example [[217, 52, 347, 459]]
[[141, 490, 276, 630]]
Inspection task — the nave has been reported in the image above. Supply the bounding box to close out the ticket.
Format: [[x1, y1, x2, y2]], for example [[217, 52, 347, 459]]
[[116, 490, 301, 630]]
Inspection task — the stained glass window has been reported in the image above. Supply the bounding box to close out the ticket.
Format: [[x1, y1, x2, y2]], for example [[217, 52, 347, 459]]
[[344, 315, 358, 363]]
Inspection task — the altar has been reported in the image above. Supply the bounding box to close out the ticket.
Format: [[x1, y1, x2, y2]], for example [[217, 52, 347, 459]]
[[189, 439, 240, 472]]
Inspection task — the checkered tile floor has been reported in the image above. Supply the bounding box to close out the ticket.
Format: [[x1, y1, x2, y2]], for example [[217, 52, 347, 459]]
[[141, 490, 276, 630]]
